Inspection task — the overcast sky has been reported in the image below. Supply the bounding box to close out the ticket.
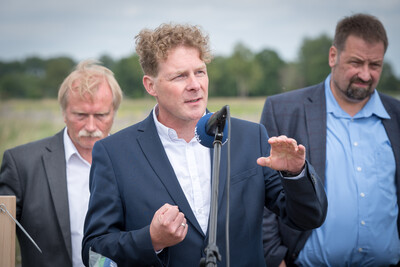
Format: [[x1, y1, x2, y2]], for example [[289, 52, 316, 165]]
[[1, 0, 399, 77]]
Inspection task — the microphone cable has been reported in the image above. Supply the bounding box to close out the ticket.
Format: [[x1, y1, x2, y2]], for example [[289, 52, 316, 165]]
[[225, 106, 231, 267]]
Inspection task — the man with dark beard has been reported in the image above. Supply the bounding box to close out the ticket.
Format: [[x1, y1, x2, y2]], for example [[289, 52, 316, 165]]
[[261, 13, 400, 267]]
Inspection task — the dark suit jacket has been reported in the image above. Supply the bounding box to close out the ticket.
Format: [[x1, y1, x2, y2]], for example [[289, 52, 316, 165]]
[[260, 83, 400, 266], [0, 130, 73, 267], [82, 112, 327, 267]]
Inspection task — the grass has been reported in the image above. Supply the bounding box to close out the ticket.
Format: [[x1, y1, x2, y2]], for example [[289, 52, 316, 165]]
[[0, 97, 267, 163]]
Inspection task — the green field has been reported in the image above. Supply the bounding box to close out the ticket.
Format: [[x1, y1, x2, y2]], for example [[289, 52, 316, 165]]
[[0, 97, 267, 162]]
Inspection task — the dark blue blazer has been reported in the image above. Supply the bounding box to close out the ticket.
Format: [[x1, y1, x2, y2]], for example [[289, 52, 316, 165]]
[[82, 111, 327, 267], [261, 83, 400, 266]]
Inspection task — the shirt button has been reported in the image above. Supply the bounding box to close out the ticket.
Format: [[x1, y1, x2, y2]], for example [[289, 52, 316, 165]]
[[358, 247, 363, 252], [361, 220, 365, 225], [360, 193, 365, 197], [354, 142, 358, 146], [357, 167, 362, 172]]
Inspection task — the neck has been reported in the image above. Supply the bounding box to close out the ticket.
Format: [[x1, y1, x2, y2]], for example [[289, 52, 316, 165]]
[[174, 122, 197, 143], [77, 148, 92, 164], [330, 83, 369, 117]]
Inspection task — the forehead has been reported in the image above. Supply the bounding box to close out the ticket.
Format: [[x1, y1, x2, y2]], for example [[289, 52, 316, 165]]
[[67, 80, 113, 110], [160, 46, 204, 69], [342, 35, 385, 59]]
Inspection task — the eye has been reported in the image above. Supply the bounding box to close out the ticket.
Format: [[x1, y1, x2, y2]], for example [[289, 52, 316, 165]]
[[370, 62, 382, 69], [196, 70, 206, 76], [95, 113, 108, 119], [76, 113, 86, 119], [172, 73, 186, 80], [350, 61, 361, 67]]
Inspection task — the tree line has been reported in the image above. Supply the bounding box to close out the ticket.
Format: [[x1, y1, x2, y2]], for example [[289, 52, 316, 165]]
[[1, 34, 399, 99]]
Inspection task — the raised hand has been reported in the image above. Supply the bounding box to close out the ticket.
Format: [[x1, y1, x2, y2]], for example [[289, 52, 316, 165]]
[[257, 135, 305, 175]]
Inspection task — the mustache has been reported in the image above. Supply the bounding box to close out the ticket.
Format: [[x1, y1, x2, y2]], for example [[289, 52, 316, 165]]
[[78, 129, 103, 138], [350, 76, 372, 85]]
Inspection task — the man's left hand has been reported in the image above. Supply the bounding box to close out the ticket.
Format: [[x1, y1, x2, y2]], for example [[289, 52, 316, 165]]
[[257, 135, 305, 175]]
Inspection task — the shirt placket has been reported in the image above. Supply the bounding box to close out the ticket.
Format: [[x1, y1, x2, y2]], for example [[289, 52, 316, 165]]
[[349, 118, 369, 258], [186, 142, 207, 233]]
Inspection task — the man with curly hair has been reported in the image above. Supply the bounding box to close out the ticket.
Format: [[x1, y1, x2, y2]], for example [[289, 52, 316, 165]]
[[82, 23, 327, 267]]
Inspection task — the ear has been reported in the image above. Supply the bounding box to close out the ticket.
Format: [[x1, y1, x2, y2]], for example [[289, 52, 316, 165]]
[[143, 75, 157, 97], [62, 110, 67, 124], [328, 46, 338, 68]]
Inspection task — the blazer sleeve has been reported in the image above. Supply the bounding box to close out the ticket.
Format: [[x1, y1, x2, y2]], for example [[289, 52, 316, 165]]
[[260, 96, 289, 266], [260, 95, 327, 265], [82, 141, 164, 267], [259, 123, 327, 231], [0, 149, 23, 220]]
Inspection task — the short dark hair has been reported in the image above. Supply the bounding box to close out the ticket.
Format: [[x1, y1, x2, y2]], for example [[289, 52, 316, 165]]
[[333, 13, 388, 53]]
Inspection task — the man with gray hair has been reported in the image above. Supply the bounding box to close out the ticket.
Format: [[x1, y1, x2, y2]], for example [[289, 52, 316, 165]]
[[0, 59, 123, 267]]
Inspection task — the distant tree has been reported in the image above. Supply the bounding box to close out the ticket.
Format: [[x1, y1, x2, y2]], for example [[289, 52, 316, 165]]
[[298, 34, 332, 86], [253, 49, 286, 96], [113, 54, 144, 98], [226, 43, 260, 97], [0, 60, 23, 76], [0, 72, 42, 98], [1, 38, 399, 99], [379, 62, 400, 94], [0, 59, 44, 99], [280, 62, 306, 92], [24, 57, 46, 78], [43, 57, 75, 97], [99, 54, 116, 70], [208, 56, 237, 97]]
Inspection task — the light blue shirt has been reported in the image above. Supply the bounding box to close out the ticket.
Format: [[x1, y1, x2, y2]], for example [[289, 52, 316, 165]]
[[296, 75, 400, 266]]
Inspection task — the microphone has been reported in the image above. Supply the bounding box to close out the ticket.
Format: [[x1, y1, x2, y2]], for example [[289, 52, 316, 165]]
[[195, 105, 229, 148]]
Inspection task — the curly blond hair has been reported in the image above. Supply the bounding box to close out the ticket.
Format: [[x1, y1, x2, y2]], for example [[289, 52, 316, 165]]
[[135, 23, 212, 77]]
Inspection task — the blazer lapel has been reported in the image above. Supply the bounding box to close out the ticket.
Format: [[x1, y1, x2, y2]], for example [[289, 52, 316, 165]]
[[136, 115, 204, 236], [43, 130, 72, 260], [380, 94, 400, 197], [304, 84, 327, 183]]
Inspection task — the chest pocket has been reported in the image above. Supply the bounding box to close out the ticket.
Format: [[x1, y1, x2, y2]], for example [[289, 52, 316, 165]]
[[230, 167, 258, 185]]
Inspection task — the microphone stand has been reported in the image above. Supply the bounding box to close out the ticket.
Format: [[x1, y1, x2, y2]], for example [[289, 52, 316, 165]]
[[200, 127, 224, 267]]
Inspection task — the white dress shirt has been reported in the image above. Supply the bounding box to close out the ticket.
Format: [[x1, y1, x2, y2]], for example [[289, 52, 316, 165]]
[[153, 107, 211, 234], [63, 128, 90, 267]]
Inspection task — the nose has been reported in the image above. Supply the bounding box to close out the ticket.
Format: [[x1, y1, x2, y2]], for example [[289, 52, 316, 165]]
[[187, 73, 201, 90], [358, 64, 372, 82], [85, 115, 97, 132]]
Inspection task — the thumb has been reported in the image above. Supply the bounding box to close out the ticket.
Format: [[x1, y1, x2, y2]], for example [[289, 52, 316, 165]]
[[257, 156, 271, 167]]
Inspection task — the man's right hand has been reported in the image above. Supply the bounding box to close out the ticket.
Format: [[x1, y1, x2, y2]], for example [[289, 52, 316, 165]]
[[150, 203, 188, 251]]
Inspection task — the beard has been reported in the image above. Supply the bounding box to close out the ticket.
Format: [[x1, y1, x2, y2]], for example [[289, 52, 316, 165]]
[[338, 76, 375, 101]]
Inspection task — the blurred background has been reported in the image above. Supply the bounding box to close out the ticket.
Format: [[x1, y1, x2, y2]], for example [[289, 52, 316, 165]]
[[1, 0, 399, 100], [1, 1, 400, 265]]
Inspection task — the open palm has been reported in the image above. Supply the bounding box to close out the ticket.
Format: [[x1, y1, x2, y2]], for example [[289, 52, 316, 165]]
[[257, 135, 305, 174]]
